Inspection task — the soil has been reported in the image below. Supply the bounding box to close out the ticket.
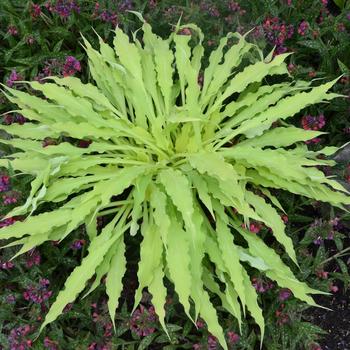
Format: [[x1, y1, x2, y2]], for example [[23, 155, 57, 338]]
[[306, 290, 350, 350]]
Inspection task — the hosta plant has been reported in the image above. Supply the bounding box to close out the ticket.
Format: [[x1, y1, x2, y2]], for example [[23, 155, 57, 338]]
[[0, 17, 349, 349]]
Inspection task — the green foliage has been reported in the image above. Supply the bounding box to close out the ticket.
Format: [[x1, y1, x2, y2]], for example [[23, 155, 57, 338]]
[[0, 18, 349, 349]]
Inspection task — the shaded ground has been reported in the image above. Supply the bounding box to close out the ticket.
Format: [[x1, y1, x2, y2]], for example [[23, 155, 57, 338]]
[[306, 290, 350, 350]]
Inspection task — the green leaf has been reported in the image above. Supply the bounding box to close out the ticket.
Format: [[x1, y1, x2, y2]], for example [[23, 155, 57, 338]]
[[106, 236, 126, 329], [133, 223, 164, 311], [40, 223, 121, 332], [166, 206, 193, 322], [245, 191, 297, 265]]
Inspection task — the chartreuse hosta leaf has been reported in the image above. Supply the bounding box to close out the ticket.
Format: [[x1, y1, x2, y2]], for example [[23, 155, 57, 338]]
[[1, 15, 349, 349]]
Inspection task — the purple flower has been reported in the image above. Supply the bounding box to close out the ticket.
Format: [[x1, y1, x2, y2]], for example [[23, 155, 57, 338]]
[[25, 249, 41, 267], [23, 279, 52, 304], [99, 10, 118, 26], [252, 277, 274, 293], [7, 294, 16, 304], [298, 20, 309, 36], [3, 192, 19, 205], [207, 335, 218, 350], [7, 25, 18, 36], [8, 325, 32, 350], [6, 70, 22, 87], [130, 305, 157, 337], [313, 236, 323, 245], [227, 331, 240, 344], [63, 56, 81, 77], [278, 288, 292, 301], [301, 114, 326, 131], [88, 343, 109, 350], [30, 4, 41, 18], [0, 217, 18, 227], [347, 13, 350, 21], [71, 239, 85, 250], [118, 0, 134, 12], [0, 261, 15, 270], [26, 35, 35, 45], [47, 0, 80, 19], [260, 18, 294, 56], [0, 175, 10, 192], [44, 337, 59, 350]]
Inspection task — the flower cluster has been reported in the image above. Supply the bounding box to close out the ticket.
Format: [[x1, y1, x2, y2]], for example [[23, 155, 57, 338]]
[[3, 191, 20, 205], [200, 2, 220, 17], [23, 278, 52, 305], [92, 3, 118, 26], [129, 305, 157, 337], [25, 249, 41, 268], [275, 304, 290, 325], [8, 325, 33, 350], [44, 337, 59, 350], [301, 114, 326, 144], [63, 56, 81, 77], [0, 175, 10, 192], [193, 331, 240, 349], [88, 302, 114, 349], [118, 0, 134, 12], [309, 217, 340, 245], [228, 1, 246, 15], [297, 20, 309, 36], [0, 260, 14, 270], [6, 70, 22, 87], [256, 17, 294, 55], [30, 3, 42, 19], [45, 0, 80, 19], [3, 113, 26, 125], [0, 216, 18, 228], [252, 277, 274, 293]]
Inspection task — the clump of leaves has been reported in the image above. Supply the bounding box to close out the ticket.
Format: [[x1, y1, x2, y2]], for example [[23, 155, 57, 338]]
[[0, 16, 349, 349]]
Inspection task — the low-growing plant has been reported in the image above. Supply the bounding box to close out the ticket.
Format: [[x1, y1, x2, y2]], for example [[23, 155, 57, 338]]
[[0, 16, 349, 349]]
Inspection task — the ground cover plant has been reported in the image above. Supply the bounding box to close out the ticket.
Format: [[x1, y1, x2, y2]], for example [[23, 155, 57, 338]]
[[0, 1, 350, 350]]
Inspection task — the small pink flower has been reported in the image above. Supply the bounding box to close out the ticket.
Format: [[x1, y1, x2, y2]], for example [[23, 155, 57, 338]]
[[196, 319, 205, 329], [63, 56, 81, 77], [310, 343, 322, 350], [71, 239, 85, 250], [281, 214, 288, 224], [26, 36, 35, 45], [130, 305, 157, 337], [0, 175, 10, 192], [7, 25, 18, 36], [0, 216, 18, 227], [6, 69, 22, 87], [298, 20, 309, 36], [0, 261, 15, 270], [179, 28, 192, 35], [279, 288, 292, 301], [227, 331, 240, 344], [249, 222, 261, 234], [207, 334, 218, 350], [44, 336, 59, 350], [26, 249, 41, 267], [316, 270, 328, 279], [301, 114, 325, 131], [30, 3, 41, 18], [337, 23, 346, 32], [329, 284, 338, 293]]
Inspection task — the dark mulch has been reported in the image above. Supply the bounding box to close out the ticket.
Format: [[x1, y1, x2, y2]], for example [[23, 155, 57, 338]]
[[306, 290, 350, 350]]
